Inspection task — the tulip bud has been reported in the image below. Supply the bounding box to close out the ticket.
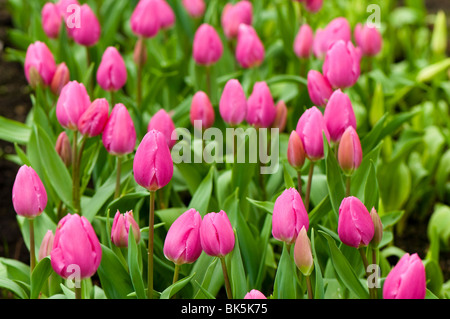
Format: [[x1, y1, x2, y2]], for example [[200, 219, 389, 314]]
[[271, 100, 287, 132], [200, 210, 235, 257], [324, 89, 357, 143], [305, 0, 323, 12], [130, 0, 161, 38], [294, 227, 314, 276], [354, 23, 383, 57], [296, 106, 330, 161], [244, 289, 267, 299], [221, 1, 253, 39], [219, 79, 247, 126], [312, 28, 327, 59], [147, 109, 177, 149], [71, 4, 101, 46], [51, 214, 102, 279], [246, 81, 276, 128], [236, 24, 265, 68], [182, 0, 205, 18], [190, 91, 215, 130], [287, 131, 306, 170], [38, 230, 54, 261], [313, 17, 352, 58], [56, 81, 91, 130], [96, 47, 127, 92], [370, 208, 383, 248], [133, 130, 174, 192], [307, 70, 333, 107], [193, 24, 223, 66], [12, 165, 48, 219], [163, 208, 202, 265], [24, 41, 57, 87], [78, 98, 110, 138], [383, 253, 426, 299], [338, 126, 362, 175], [111, 210, 141, 248], [50, 63, 70, 96], [294, 24, 314, 59], [338, 196, 374, 249], [42, 2, 62, 39], [133, 38, 148, 66], [55, 131, 72, 167], [102, 104, 136, 156], [157, 0, 175, 30]]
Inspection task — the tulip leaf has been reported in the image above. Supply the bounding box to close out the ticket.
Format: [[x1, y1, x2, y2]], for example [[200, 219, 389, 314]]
[[246, 198, 274, 214], [30, 256, 54, 299], [191, 254, 222, 299], [0, 277, 29, 299], [0, 257, 30, 284], [363, 161, 379, 211], [273, 244, 297, 299], [188, 165, 215, 216], [324, 135, 345, 219], [228, 231, 248, 299], [127, 226, 146, 299], [311, 228, 324, 299], [0, 115, 31, 145], [160, 272, 196, 299]]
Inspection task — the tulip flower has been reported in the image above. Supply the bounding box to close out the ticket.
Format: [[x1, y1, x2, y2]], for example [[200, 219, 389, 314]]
[[324, 89, 357, 143], [294, 24, 314, 59], [182, 0, 205, 18], [294, 227, 314, 276], [96, 47, 127, 92], [190, 91, 215, 130], [370, 208, 383, 248], [156, 0, 175, 30], [272, 188, 309, 245], [38, 230, 54, 261], [78, 98, 110, 138], [24, 41, 57, 87], [244, 289, 267, 299], [56, 81, 91, 131], [307, 70, 333, 107], [338, 126, 362, 176], [221, 1, 253, 39], [313, 17, 352, 59], [55, 131, 72, 167], [219, 79, 247, 126], [305, 0, 323, 12], [287, 130, 306, 171], [200, 210, 235, 258], [246, 82, 276, 128], [235, 24, 265, 68], [42, 2, 62, 39], [111, 210, 141, 248], [58, 0, 80, 38], [354, 23, 383, 57], [102, 104, 136, 156], [272, 100, 287, 132], [130, 0, 161, 38], [71, 4, 101, 47], [383, 253, 426, 299], [50, 63, 70, 96], [147, 109, 177, 149], [193, 24, 223, 66]]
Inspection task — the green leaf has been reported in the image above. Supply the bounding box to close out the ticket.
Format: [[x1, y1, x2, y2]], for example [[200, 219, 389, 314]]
[[188, 166, 215, 216], [160, 273, 196, 299], [363, 161, 379, 211], [127, 226, 146, 299], [0, 257, 30, 284], [0, 115, 31, 144], [228, 232, 248, 299], [273, 244, 297, 299], [380, 211, 404, 229], [191, 254, 222, 299], [30, 257, 53, 299], [246, 198, 274, 214], [324, 136, 345, 218], [0, 277, 28, 299], [311, 228, 324, 299]]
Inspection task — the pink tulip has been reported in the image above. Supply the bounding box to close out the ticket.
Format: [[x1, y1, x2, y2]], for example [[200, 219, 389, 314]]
[[296, 106, 330, 161], [193, 24, 223, 66], [338, 196, 374, 248], [190, 91, 215, 130], [313, 17, 352, 58], [312, 28, 327, 58], [156, 0, 175, 30], [24, 41, 57, 87], [12, 165, 48, 218], [102, 103, 137, 156], [221, 1, 253, 39], [272, 100, 287, 132], [130, 0, 161, 38], [219, 79, 247, 126], [235, 24, 265, 68], [96, 47, 127, 92], [78, 98, 110, 138], [55, 131, 72, 167], [287, 130, 306, 170], [71, 4, 101, 46], [272, 188, 309, 245], [182, 0, 205, 18], [354, 23, 383, 57], [246, 81, 276, 128], [42, 2, 62, 38], [50, 63, 70, 96], [163, 208, 203, 265], [56, 81, 91, 130], [338, 126, 362, 175], [38, 230, 54, 261], [305, 0, 323, 12], [294, 226, 314, 276], [307, 70, 333, 107], [200, 210, 235, 257], [244, 289, 267, 299], [51, 214, 102, 279], [133, 130, 174, 192], [383, 253, 426, 299], [147, 109, 177, 149], [57, 0, 79, 38], [370, 208, 383, 248], [111, 210, 141, 248], [294, 24, 314, 59], [324, 89, 356, 142]]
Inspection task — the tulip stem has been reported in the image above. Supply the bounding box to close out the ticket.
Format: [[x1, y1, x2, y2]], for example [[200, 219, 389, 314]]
[[137, 37, 145, 109], [346, 175, 351, 197], [114, 156, 122, 199], [306, 275, 314, 299], [29, 219, 36, 274], [359, 247, 376, 299], [371, 247, 379, 299], [72, 131, 81, 214], [147, 191, 156, 299], [75, 285, 82, 300], [220, 257, 233, 299], [205, 66, 212, 98], [297, 170, 302, 196], [305, 162, 314, 211], [172, 264, 180, 284], [110, 90, 115, 107]]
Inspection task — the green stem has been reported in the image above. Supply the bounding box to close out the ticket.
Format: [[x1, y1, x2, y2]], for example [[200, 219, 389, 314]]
[[110, 90, 115, 107], [29, 219, 35, 274], [371, 247, 379, 299], [359, 247, 375, 299], [172, 264, 180, 284], [220, 257, 233, 299], [205, 65, 212, 98], [346, 175, 351, 197], [75, 285, 82, 300], [306, 275, 313, 299], [297, 170, 302, 196], [137, 37, 145, 109], [72, 130, 80, 214], [114, 156, 122, 199], [305, 162, 314, 211], [85, 46, 93, 95], [147, 191, 156, 299]]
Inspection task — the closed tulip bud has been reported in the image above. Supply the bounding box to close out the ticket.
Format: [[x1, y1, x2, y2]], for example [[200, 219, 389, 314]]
[[130, 0, 161, 38], [42, 2, 62, 39], [272, 188, 309, 245], [354, 23, 383, 57], [55, 131, 72, 167], [219, 79, 247, 126], [193, 24, 223, 66], [97, 47, 127, 92], [272, 100, 287, 132], [221, 1, 253, 39], [244, 289, 267, 299], [294, 227, 314, 276], [56, 81, 91, 130], [246, 81, 276, 128], [72, 4, 101, 46], [338, 126, 362, 175], [24, 41, 57, 87], [338, 196, 374, 248], [307, 70, 333, 107], [287, 131, 306, 170], [305, 0, 323, 13], [190, 91, 215, 130], [182, 0, 205, 18], [236, 24, 265, 69], [163, 208, 202, 265], [370, 208, 383, 248], [102, 104, 136, 156], [313, 17, 351, 58], [111, 210, 141, 248], [133, 130, 174, 192], [147, 109, 176, 149], [51, 214, 102, 279], [294, 24, 314, 59], [296, 106, 330, 161], [12, 165, 48, 218], [312, 28, 326, 59], [133, 37, 148, 66], [78, 98, 109, 138], [324, 89, 357, 143], [157, 0, 175, 30], [50, 63, 70, 96], [38, 230, 54, 261], [58, 0, 80, 38], [200, 210, 235, 257]]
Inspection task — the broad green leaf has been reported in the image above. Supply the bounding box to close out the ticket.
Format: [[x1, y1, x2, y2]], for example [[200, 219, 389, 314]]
[[160, 273, 196, 299], [0, 277, 28, 299], [188, 166, 215, 216], [0, 115, 31, 144], [0, 257, 30, 284], [127, 226, 146, 299], [30, 257, 53, 299], [311, 228, 324, 299], [228, 232, 248, 299], [246, 198, 274, 214], [273, 244, 297, 299], [324, 137, 345, 219]]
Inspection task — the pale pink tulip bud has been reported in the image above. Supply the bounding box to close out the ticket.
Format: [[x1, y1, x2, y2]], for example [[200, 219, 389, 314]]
[[307, 70, 333, 107], [133, 130, 174, 192], [133, 38, 148, 66], [71, 4, 101, 46], [287, 131, 306, 170], [147, 109, 176, 149], [42, 2, 62, 39], [272, 100, 287, 132], [383, 253, 426, 299], [12, 165, 48, 219], [163, 208, 203, 265], [193, 24, 223, 66], [370, 208, 383, 248], [78, 98, 110, 138], [305, 0, 323, 12], [157, 0, 175, 30], [338, 196, 374, 248], [190, 91, 215, 130], [236, 24, 265, 68], [51, 214, 102, 279], [38, 230, 54, 261], [354, 23, 382, 57], [338, 126, 362, 175], [24, 41, 57, 87], [294, 226, 314, 276], [246, 81, 276, 128], [219, 79, 247, 126], [130, 0, 161, 38], [296, 106, 330, 161], [102, 104, 136, 156], [312, 28, 326, 59], [200, 210, 235, 257], [111, 210, 141, 248], [56, 81, 91, 130], [313, 17, 352, 59], [97, 47, 127, 92], [55, 131, 72, 167], [50, 63, 70, 96], [221, 1, 253, 39], [182, 0, 205, 18], [324, 89, 357, 143], [272, 188, 309, 245], [244, 289, 267, 299], [294, 24, 314, 59]]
